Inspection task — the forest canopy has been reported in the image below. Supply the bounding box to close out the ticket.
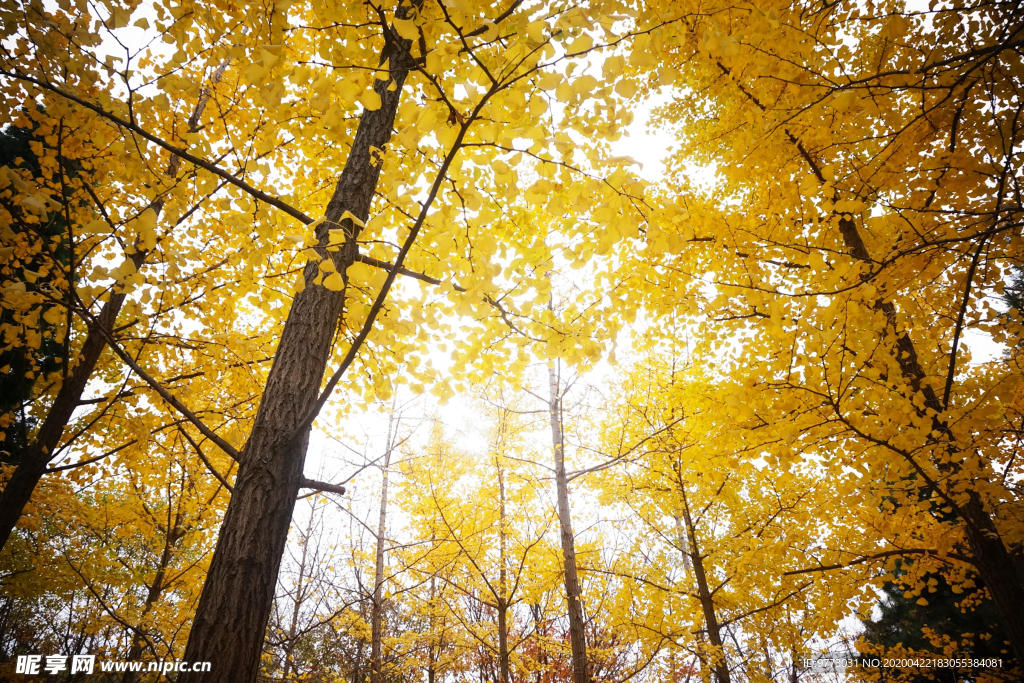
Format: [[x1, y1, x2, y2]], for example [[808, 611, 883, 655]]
[[0, 0, 1021, 682]]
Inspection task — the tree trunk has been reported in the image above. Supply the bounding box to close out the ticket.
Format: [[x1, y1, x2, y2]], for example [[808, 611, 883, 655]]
[[547, 363, 589, 683], [123, 513, 183, 683], [0, 64, 227, 553], [178, 17, 417, 682], [679, 492, 730, 683], [531, 602, 546, 683], [370, 417, 396, 683], [0, 287, 128, 551], [496, 459, 510, 683], [280, 506, 316, 681], [427, 576, 438, 683]]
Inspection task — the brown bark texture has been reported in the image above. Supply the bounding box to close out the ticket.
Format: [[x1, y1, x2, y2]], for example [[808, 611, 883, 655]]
[[178, 18, 417, 682]]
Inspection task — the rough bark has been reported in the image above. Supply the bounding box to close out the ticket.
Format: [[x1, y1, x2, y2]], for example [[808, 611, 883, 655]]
[[178, 18, 417, 682], [547, 364, 589, 683], [679, 493, 731, 683], [0, 64, 226, 552]]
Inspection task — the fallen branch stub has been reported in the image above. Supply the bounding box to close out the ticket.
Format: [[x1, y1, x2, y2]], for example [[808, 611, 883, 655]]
[[299, 478, 346, 496]]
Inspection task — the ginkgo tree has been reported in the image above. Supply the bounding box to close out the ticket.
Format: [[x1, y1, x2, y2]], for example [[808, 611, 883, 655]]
[[0, 424, 224, 671], [4, 0, 1022, 680], [399, 403, 560, 683], [624, 0, 1024, 665], [2, 0, 665, 679]]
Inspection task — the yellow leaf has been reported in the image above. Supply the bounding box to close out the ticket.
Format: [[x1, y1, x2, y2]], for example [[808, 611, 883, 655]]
[[245, 64, 269, 85], [360, 90, 382, 111], [323, 272, 345, 291], [339, 210, 366, 228], [603, 56, 624, 80], [393, 18, 418, 41], [537, 71, 561, 90], [260, 48, 280, 69], [425, 52, 442, 74], [614, 79, 637, 98], [42, 307, 63, 325], [20, 195, 48, 217], [568, 34, 593, 53], [527, 21, 546, 43]]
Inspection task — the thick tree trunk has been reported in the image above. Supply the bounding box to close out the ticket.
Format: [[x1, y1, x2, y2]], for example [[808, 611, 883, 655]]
[[679, 493, 730, 683], [178, 20, 417, 682], [370, 424, 394, 683], [547, 364, 589, 683], [0, 64, 226, 553]]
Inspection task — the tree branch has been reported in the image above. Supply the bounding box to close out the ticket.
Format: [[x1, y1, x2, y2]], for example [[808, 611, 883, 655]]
[[0, 68, 314, 225]]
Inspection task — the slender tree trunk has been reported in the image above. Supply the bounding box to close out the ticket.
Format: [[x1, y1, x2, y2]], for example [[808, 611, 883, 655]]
[[281, 507, 315, 681], [427, 576, 438, 683], [178, 16, 418, 681], [761, 643, 774, 683], [0, 64, 227, 552], [546, 363, 588, 683], [123, 515, 183, 683], [679, 492, 730, 683], [531, 602, 545, 683], [370, 417, 396, 683], [496, 459, 510, 683]]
